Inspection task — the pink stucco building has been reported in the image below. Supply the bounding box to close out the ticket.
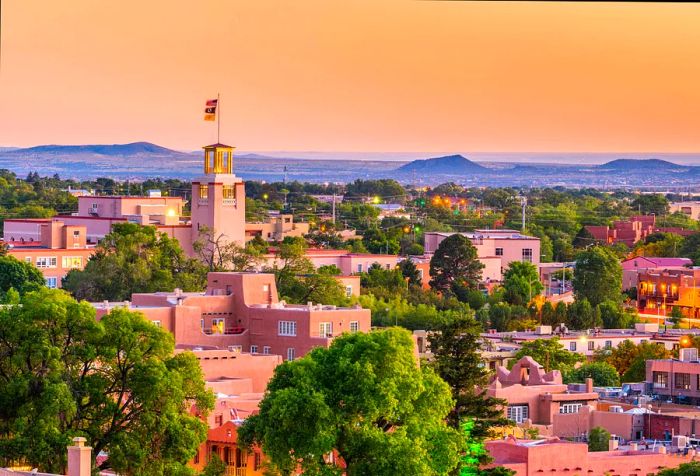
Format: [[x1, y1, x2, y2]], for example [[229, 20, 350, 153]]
[[94, 272, 370, 361], [486, 437, 696, 476], [423, 230, 541, 282], [488, 357, 599, 426]]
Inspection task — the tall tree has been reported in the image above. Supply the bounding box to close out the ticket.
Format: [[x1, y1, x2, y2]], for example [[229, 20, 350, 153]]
[[0, 288, 214, 474], [238, 328, 464, 476], [399, 259, 423, 287], [511, 338, 583, 373], [63, 223, 207, 301], [193, 225, 262, 271], [572, 246, 623, 307], [428, 314, 509, 441], [502, 261, 543, 306], [0, 254, 45, 298], [564, 362, 620, 387], [430, 234, 484, 295]]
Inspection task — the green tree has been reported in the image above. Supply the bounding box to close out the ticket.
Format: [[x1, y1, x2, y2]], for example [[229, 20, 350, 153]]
[[565, 362, 620, 387], [0, 254, 45, 297], [567, 299, 601, 330], [511, 338, 583, 373], [588, 427, 610, 452], [631, 194, 669, 215], [63, 223, 207, 301], [238, 328, 464, 476], [597, 300, 633, 329], [430, 234, 484, 295], [503, 261, 543, 306], [573, 246, 623, 307], [428, 314, 509, 441], [193, 225, 262, 271], [200, 454, 226, 476], [0, 288, 214, 474], [399, 259, 422, 287], [595, 340, 671, 382], [657, 461, 700, 476], [680, 233, 700, 265]]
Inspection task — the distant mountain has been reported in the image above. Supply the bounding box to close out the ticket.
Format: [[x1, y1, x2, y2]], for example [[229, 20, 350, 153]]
[[598, 158, 689, 171], [396, 154, 488, 174], [6, 141, 190, 157]]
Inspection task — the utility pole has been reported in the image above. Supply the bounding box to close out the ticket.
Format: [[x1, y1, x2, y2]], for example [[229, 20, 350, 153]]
[[521, 196, 527, 231], [332, 193, 336, 224]]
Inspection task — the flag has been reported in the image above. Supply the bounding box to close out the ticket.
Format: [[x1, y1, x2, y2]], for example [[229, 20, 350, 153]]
[[204, 98, 217, 121]]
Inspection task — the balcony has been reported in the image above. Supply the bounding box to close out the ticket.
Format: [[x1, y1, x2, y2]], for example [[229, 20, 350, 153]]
[[203, 327, 246, 336]]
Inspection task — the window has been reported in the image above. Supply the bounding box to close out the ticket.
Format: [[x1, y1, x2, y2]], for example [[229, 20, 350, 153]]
[[507, 405, 529, 423], [222, 185, 236, 200], [36, 256, 57, 268], [250, 345, 258, 354], [319, 322, 333, 337], [153, 320, 161, 327], [350, 321, 360, 333], [675, 373, 691, 390], [495, 247, 504, 256], [263, 284, 269, 292], [278, 321, 297, 336], [214, 414, 223, 426], [263, 346, 271, 355], [286, 348, 296, 361], [569, 342, 577, 351], [385, 264, 390, 270], [560, 403, 583, 414], [211, 318, 225, 334], [199, 185, 209, 199], [62, 256, 83, 268], [605, 340, 612, 349], [345, 285, 353, 297], [357, 264, 363, 273], [588, 341, 595, 351], [45, 277, 57, 289], [254, 452, 261, 471], [522, 248, 533, 262], [73, 230, 80, 237], [653, 371, 669, 389], [24, 257, 32, 263]]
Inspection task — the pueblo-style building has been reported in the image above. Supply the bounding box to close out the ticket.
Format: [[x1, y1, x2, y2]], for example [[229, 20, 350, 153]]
[[637, 268, 700, 319], [488, 357, 599, 426], [93, 272, 370, 362]]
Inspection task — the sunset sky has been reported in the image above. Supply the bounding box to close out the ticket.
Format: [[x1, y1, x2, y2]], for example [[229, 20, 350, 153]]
[[1, 0, 700, 154]]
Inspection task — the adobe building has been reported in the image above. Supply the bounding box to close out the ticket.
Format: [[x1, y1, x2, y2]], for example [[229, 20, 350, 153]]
[[637, 268, 700, 319], [485, 437, 697, 476], [488, 356, 599, 426], [671, 201, 700, 221], [621, 256, 693, 291], [423, 230, 541, 282], [585, 215, 656, 247], [3, 219, 94, 288], [93, 272, 370, 361], [646, 348, 700, 406]]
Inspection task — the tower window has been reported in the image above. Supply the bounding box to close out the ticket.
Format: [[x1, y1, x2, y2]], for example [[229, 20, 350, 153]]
[[199, 185, 209, 200], [223, 185, 236, 200]]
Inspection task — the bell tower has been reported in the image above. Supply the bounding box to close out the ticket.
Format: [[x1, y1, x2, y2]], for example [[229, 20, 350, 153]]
[[191, 143, 246, 248]]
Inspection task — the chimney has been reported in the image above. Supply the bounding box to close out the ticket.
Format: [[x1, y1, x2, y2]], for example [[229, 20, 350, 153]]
[[585, 378, 593, 393], [609, 438, 619, 451], [67, 437, 92, 476]]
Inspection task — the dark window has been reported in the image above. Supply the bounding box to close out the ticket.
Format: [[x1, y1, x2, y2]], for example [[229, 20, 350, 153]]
[[675, 373, 691, 390]]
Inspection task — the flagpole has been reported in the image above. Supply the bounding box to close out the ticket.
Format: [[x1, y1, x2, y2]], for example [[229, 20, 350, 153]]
[[217, 92, 220, 144]]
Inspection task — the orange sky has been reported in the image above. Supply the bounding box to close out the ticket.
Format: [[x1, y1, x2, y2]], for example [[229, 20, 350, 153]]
[[1, 0, 700, 153]]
